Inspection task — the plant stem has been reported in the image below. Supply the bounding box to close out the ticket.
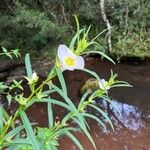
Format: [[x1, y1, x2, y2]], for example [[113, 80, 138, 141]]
[[0, 107, 21, 145], [0, 67, 56, 146]]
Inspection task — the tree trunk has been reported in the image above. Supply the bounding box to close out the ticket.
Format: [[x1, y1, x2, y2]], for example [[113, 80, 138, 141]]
[[100, 0, 112, 52]]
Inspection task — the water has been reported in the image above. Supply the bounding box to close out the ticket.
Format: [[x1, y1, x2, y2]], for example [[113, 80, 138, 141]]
[[58, 57, 150, 149], [1, 57, 150, 149]]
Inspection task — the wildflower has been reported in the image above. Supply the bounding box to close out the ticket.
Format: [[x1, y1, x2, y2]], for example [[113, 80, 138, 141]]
[[99, 79, 110, 90], [24, 72, 39, 84], [57, 44, 85, 71]]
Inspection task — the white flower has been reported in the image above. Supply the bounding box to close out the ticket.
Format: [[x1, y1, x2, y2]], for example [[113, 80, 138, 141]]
[[57, 44, 85, 71], [24, 72, 39, 84], [99, 79, 110, 90], [32, 72, 38, 82]]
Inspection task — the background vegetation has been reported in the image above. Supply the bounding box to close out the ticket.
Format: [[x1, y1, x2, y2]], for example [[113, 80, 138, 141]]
[[0, 0, 149, 59]]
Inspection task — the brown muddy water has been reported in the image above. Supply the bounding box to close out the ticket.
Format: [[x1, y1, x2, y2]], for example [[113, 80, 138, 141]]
[[1, 57, 150, 150]]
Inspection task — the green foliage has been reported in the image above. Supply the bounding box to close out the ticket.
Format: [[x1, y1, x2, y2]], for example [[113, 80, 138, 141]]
[[112, 32, 150, 59], [0, 18, 132, 150], [0, 1, 68, 53], [0, 0, 149, 58], [0, 47, 20, 59]]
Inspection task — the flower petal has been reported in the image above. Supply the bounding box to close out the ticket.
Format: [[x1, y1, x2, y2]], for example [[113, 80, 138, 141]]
[[74, 56, 85, 69], [99, 79, 110, 90], [57, 44, 70, 62], [61, 63, 75, 70], [57, 44, 84, 71]]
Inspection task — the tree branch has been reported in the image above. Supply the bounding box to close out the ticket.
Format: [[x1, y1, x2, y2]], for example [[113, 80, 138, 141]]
[[100, 0, 112, 52]]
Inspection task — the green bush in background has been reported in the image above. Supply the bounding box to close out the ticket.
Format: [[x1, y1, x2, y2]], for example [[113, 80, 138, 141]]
[[0, 0, 149, 59]]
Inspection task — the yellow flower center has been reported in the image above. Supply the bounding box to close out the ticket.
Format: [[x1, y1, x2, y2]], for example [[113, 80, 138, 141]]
[[65, 57, 75, 66]]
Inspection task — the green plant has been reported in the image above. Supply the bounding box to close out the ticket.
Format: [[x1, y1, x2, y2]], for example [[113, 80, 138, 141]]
[[1, 0, 149, 58], [0, 16, 131, 150], [112, 32, 150, 59]]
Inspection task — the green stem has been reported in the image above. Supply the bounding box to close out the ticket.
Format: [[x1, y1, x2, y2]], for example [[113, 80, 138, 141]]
[[0, 67, 56, 146], [26, 67, 56, 102], [45, 97, 93, 144], [0, 106, 21, 144]]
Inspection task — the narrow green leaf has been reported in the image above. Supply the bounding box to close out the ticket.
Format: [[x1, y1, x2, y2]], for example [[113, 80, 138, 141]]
[[84, 25, 91, 38], [0, 106, 3, 133], [82, 113, 106, 129], [55, 67, 67, 96], [2, 47, 7, 53], [69, 29, 84, 50], [4, 123, 37, 140], [19, 111, 40, 150], [51, 85, 95, 148], [4, 138, 32, 147], [83, 51, 116, 64], [73, 14, 80, 34], [74, 118, 96, 150], [1, 108, 10, 122], [64, 131, 84, 150], [6, 53, 13, 59], [52, 85, 87, 125], [111, 84, 133, 88], [91, 28, 108, 41], [52, 85, 76, 111], [4, 125, 25, 140], [35, 98, 71, 111], [81, 68, 101, 81], [25, 54, 32, 78], [42, 89, 56, 95], [101, 95, 121, 116], [60, 127, 80, 133], [47, 101, 53, 128], [7, 94, 12, 105], [89, 104, 114, 131], [78, 91, 91, 108]]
